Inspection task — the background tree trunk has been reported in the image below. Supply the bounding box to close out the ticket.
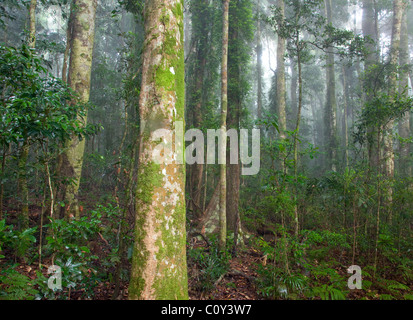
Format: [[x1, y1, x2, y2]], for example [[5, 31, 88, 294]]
[[398, 9, 410, 177], [362, 0, 380, 173], [60, 0, 97, 219], [219, 0, 230, 251], [384, 0, 406, 222], [276, 0, 286, 142], [256, 0, 262, 124], [324, 0, 337, 172]]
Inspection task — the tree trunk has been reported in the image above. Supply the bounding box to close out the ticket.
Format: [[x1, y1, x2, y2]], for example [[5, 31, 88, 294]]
[[227, 21, 240, 236], [28, 0, 37, 48], [293, 51, 303, 236], [128, 0, 188, 300], [384, 0, 406, 222], [18, 1, 37, 229], [60, 0, 97, 219], [397, 7, 410, 177], [342, 66, 350, 169], [188, 1, 208, 218], [290, 59, 298, 131], [17, 141, 29, 229], [62, 3, 75, 83], [362, 0, 380, 172], [324, 0, 337, 172], [219, 0, 230, 252], [256, 0, 263, 123], [276, 0, 286, 141]]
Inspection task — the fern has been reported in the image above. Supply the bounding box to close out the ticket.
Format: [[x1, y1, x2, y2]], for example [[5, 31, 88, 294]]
[[310, 284, 347, 300], [0, 269, 39, 300]]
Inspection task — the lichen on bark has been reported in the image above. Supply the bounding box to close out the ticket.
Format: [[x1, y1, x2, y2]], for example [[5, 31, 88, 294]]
[[128, 0, 187, 300]]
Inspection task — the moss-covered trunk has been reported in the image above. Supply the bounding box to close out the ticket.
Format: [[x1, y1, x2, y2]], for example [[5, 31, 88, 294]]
[[128, 0, 188, 300], [60, 0, 97, 219]]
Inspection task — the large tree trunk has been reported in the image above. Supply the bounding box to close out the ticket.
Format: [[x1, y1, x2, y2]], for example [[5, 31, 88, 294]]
[[324, 0, 337, 172], [219, 0, 230, 251], [60, 0, 97, 219], [128, 0, 188, 300], [383, 0, 406, 222]]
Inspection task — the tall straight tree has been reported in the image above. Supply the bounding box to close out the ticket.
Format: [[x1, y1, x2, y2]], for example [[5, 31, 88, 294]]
[[256, 0, 263, 123], [128, 0, 188, 300], [398, 7, 410, 176], [276, 0, 286, 144], [226, 0, 253, 253], [28, 0, 37, 48], [362, 0, 380, 172], [219, 0, 230, 251], [324, 0, 337, 172], [383, 0, 407, 216], [187, 0, 209, 219], [17, 0, 37, 229], [60, 0, 97, 218]]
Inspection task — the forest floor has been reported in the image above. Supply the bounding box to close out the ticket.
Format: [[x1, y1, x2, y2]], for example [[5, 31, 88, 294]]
[[188, 245, 262, 300], [1, 209, 411, 300], [2, 247, 261, 300]]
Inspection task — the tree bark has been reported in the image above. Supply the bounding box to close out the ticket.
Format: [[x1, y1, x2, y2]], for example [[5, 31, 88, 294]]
[[256, 0, 263, 124], [227, 21, 240, 236], [219, 0, 230, 252], [60, 0, 97, 219], [18, 0, 37, 229], [276, 0, 286, 141], [290, 59, 298, 131], [28, 0, 37, 48], [188, 0, 208, 219], [324, 0, 337, 172], [128, 0, 188, 300], [362, 0, 380, 172], [342, 66, 350, 170], [62, 3, 75, 83], [384, 0, 406, 222], [397, 5, 410, 177]]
